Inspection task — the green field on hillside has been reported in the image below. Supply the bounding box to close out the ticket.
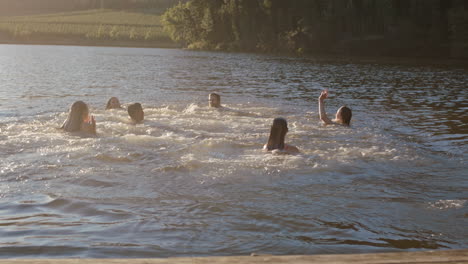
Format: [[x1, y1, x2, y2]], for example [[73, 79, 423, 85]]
[[0, 9, 172, 45]]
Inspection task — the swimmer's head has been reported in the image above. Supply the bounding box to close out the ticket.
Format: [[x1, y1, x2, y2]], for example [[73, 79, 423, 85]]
[[62, 101, 89, 132], [73, 101, 89, 119], [335, 106, 352, 126], [128, 103, 144, 123], [266, 117, 288, 151], [209, 93, 221, 108], [106, 97, 121, 110]]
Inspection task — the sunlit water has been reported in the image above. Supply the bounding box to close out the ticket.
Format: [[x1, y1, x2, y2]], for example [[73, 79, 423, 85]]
[[0, 45, 467, 258]]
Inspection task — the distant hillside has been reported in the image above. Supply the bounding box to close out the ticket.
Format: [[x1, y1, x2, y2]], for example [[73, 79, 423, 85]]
[[0, 0, 181, 16], [0, 9, 176, 48]]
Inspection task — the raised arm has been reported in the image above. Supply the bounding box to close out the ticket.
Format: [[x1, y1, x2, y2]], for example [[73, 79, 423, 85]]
[[318, 90, 333, 125]]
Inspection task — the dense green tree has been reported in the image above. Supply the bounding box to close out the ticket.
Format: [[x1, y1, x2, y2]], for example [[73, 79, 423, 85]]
[[161, 0, 468, 57], [1, 0, 466, 57]]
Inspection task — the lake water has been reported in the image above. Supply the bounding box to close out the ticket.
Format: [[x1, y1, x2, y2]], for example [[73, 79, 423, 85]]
[[0, 45, 467, 258]]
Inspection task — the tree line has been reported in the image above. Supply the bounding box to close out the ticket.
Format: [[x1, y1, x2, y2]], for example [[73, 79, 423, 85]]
[[162, 0, 468, 58]]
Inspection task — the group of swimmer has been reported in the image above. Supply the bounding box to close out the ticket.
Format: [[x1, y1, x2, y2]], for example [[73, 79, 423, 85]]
[[61, 90, 352, 154], [61, 97, 144, 135]]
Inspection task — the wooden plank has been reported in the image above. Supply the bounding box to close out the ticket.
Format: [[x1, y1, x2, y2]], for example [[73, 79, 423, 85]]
[[1, 249, 467, 264]]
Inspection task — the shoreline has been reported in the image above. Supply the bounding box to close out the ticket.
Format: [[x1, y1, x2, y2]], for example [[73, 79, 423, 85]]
[[1, 37, 468, 67], [0, 37, 180, 49]]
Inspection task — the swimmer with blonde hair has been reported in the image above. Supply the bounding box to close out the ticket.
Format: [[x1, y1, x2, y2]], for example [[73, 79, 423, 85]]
[[61, 101, 96, 135], [318, 90, 352, 126], [105, 97, 122, 110], [128, 103, 144, 123], [209, 93, 221, 108], [263, 117, 299, 154]]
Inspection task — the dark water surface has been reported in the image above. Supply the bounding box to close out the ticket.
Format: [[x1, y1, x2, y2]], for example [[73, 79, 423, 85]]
[[0, 45, 467, 258]]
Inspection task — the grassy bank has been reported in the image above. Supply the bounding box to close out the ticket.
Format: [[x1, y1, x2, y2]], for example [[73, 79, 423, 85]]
[[0, 9, 177, 48]]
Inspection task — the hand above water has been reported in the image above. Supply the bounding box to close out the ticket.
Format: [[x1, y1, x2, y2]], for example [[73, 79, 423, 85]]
[[319, 89, 328, 101]]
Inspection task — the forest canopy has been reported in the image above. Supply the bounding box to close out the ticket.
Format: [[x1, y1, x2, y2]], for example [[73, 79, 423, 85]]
[[162, 0, 468, 58]]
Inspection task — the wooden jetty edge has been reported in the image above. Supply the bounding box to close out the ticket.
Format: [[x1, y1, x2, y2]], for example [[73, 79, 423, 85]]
[[1, 249, 467, 264]]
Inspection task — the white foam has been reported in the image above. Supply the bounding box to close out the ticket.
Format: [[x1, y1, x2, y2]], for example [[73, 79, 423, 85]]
[[0, 100, 424, 185], [429, 200, 466, 210], [183, 103, 200, 114]]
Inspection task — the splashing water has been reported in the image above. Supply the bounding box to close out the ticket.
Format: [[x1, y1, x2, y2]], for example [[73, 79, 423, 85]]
[[0, 45, 466, 257]]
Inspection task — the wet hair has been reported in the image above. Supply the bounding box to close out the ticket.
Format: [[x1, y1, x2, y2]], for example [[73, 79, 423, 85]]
[[337, 106, 352, 126], [266, 118, 288, 151], [61, 101, 88, 132], [209, 93, 221, 107], [128, 103, 144, 123], [106, 97, 121, 110]]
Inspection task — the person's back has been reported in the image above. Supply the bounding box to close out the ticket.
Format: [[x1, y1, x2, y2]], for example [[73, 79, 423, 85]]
[[128, 103, 144, 123], [61, 101, 96, 135], [264, 117, 299, 154]]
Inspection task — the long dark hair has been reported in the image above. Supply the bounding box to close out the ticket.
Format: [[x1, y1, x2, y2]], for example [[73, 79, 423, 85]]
[[337, 106, 352, 126], [61, 101, 88, 132], [266, 118, 288, 151], [128, 103, 143, 122]]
